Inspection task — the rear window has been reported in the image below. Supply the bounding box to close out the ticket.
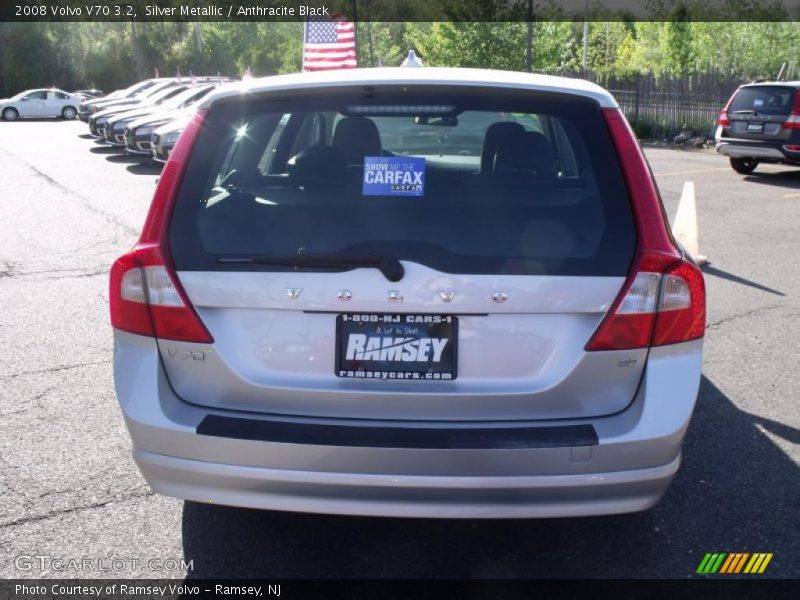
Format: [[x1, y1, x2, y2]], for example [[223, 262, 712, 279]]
[[730, 86, 796, 116], [170, 88, 636, 276]]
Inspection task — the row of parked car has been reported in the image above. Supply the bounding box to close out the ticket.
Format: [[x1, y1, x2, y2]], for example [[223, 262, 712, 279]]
[[0, 76, 236, 163], [79, 76, 235, 163]]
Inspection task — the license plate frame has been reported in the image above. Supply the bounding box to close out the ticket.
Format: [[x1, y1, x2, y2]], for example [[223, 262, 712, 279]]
[[746, 122, 764, 133], [335, 313, 458, 381]]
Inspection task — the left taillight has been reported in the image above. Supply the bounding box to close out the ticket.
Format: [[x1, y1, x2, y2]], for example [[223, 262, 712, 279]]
[[717, 90, 736, 127], [109, 109, 212, 343], [110, 244, 212, 342]]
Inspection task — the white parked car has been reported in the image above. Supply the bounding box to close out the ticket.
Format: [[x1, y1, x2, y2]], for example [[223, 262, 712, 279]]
[[0, 88, 82, 121]]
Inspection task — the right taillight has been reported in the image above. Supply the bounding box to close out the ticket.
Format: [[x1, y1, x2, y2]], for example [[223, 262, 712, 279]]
[[589, 108, 706, 351], [783, 91, 800, 129], [585, 255, 705, 351], [652, 260, 706, 346], [109, 109, 211, 343]]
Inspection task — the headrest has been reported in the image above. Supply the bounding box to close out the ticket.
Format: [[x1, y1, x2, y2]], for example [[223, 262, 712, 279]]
[[493, 131, 557, 178], [332, 117, 382, 164], [287, 144, 345, 178], [480, 122, 526, 173]]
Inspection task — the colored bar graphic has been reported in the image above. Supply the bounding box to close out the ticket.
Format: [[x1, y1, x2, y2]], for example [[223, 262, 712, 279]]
[[719, 553, 748, 573], [697, 552, 773, 574], [719, 554, 735, 573], [696, 553, 714, 573], [733, 553, 750, 573], [757, 553, 773, 573], [697, 553, 726, 574], [744, 553, 774, 574]]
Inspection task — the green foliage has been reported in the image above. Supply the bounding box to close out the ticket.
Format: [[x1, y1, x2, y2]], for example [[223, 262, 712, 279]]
[[406, 21, 577, 72], [357, 22, 411, 67], [662, 4, 693, 75], [585, 22, 634, 75], [409, 22, 525, 70], [2, 20, 800, 98]]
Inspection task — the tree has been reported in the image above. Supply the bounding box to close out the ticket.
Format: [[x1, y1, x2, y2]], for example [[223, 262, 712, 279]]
[[4, 20, 800, 99], [661, 4, 693, 75]]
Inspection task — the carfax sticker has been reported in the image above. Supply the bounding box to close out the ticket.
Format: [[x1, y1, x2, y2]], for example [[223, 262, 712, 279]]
[[363, 156, 425, 197]]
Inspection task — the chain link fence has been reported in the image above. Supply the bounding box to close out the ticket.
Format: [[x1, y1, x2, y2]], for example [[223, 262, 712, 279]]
[[553, 69, 746, 140]]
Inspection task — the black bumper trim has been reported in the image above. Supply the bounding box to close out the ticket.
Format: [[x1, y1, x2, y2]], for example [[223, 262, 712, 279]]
[[196, 415, 599, 449]]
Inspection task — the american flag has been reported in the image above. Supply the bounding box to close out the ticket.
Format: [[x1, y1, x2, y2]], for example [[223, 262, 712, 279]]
[[302, 18, 357, 72]]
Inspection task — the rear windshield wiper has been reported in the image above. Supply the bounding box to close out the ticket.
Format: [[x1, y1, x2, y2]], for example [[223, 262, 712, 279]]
[[732, 109, 756, 115], [218, 254, 405, 282]]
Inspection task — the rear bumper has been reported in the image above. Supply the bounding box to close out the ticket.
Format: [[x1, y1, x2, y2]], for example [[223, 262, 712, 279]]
[[135, 448, 680, 518], [715, 140, 799, 160], [113, 331, 702, 518]]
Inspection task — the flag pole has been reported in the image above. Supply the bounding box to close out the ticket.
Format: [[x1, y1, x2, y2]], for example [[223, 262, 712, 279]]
[[581, 0, 589, 72], [352, 0, 359, 67], [301, 21, 307, 72], [525, 0, 533, 73]]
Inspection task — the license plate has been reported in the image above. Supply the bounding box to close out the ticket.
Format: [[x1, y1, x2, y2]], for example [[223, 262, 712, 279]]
[[746, 122, 764, 133], [336, 314, 457, 380]]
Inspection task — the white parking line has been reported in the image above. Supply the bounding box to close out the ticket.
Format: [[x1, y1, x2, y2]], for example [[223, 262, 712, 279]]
[[654, 167, 731, 177]]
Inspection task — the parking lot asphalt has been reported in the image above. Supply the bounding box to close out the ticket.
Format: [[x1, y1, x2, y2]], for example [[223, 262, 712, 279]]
[[0, 120, 798, 580]]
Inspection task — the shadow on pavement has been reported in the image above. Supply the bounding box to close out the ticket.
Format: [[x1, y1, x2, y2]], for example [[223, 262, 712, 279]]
[[126, 162, 162, 175], [0, 117, 74, 123], [743, 169, 800, 190], [181, 376, 798, 579], [702, 265, 786, 296], [105, 153, 141, 164], [78, 133, 95, 139], [89, 145, 120, 154]]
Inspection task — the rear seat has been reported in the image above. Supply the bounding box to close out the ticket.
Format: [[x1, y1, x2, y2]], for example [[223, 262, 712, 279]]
[[480, 121, 526, 173], [288, 116, 385, 183], [493, 130, 558, 179]]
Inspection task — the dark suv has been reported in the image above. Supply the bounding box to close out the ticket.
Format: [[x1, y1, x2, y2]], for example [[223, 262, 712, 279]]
[[715, 82, 800, 174]]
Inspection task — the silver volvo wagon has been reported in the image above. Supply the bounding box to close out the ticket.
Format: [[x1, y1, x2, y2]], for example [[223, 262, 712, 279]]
[[110, 68, 705, 518]]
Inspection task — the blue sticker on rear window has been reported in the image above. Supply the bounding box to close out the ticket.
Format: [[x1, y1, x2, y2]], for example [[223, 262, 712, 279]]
[[363, 156, 425, 197]]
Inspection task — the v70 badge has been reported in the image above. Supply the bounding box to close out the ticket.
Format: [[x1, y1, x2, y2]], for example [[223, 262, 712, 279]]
[[166, 348, 207, 361]]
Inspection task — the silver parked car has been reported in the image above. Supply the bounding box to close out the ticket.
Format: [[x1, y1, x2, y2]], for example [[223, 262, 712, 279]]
[[110, 68, 706, 518], [0, 88, 82, 121]]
